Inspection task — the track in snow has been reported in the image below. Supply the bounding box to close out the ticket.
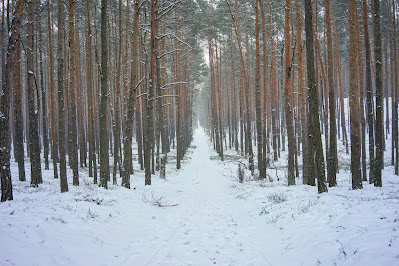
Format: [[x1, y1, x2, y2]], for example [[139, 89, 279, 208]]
[[140, 129, 269, 265]]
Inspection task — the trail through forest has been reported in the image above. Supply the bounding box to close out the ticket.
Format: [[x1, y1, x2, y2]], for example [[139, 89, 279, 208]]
[[1, 0, 399, 265], [141, 129, 268, 265], [2, 128, 399, 266]]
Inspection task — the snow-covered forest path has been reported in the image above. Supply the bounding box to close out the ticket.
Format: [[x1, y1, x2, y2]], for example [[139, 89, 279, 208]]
[[140, 129, 268, 265], [2, 128, 399, 266], [119, 128, 399, 266]]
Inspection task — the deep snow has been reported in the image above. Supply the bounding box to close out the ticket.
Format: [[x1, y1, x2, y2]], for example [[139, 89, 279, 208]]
[[1, 128, 399, 266]]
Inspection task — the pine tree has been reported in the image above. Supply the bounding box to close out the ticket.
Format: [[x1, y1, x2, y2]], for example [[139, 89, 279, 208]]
[[326, 0, 337, 187], [295, 0, 309, 184], [362, 0, 375, 181], [112, 0, 123, 185], [305, 0, 327, 193], [284, 0, 295, 186], [255, 0, 265, 180], [37, 2, 49, 171], [58, 0, 68, 193], [373, 0, 383, 187], [68, 0, 79, 186], [27, 0, 42, 187], [391, 0, 398, 175], [47, 0, 58, 180], [143, 0, 157, 185], [122, 0, 141, 189], [348, 0, 362, 189], [100, 0, 110, 189], [0, 0, 25, 202], [13, 4, 25, 182]]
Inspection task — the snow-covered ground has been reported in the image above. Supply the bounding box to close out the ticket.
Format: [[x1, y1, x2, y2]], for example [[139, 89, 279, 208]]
[[1, 128, 399, 266]]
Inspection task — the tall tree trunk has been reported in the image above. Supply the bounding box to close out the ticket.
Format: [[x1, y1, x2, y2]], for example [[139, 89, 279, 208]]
[[37, 2, 49, 171], [209, 34, 219, 157], [215, 32, 224, 161], [244, 27, 254, 173], [373, 0, 383, 187], [305, 0, 327, 193], [113, 0, 123, 185], [99, 0, 109, 189], [325, 0, 337, 186], [260, 0, 269, 170], [1, 0, 4, 108], [348, 0, 362, 189], [255, 0, 265, 179], [383, 35, 390, 139], [391, 0, 398, 175], [86, 0, 97, 184], [362, 0, 375, 182], [75, 27, 85, 168], [47, 0, 58, 179], [0, 0, 25, 202], [122, 0, 140, 188], [284, 0, 295, 186], [355, 9, 367, 182], [266, 0, 278, 162], [27, 0, 42, 187], [229, 29, 238, 152], [13, 6, 25, 182], [144, 0, 157, 185], [57, 0, 67, 192], [295, 0, 308, 184], [68, 0, 79, 186], [333, 17, 349, 155]]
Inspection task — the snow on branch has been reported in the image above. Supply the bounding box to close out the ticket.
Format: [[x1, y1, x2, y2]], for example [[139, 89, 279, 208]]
[[157, 49, 183, 59], [156, 95, 179, 100], [161, 81, 188, 89], [156, 32, 192, 50], [157, 0, 185, 20]]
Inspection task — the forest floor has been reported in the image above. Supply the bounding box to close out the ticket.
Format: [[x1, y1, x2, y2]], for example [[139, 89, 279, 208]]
[[1, 128, 399, 265]]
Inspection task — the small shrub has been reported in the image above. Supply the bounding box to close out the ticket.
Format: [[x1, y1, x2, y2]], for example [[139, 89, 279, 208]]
[[267, 192, 288, 203], [298, 198, 319, 213], [238, 164, 245, 183], [259, 206, 269, 216], [87, 208, 99, 219]]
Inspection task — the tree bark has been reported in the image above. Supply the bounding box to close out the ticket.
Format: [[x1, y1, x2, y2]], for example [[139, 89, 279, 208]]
[[27, 0, 42, 187], [305, 0, 327, 193], [362, 0, 375, 182], [13, 4, 25, 182], [348, 0, 362, 189], [47, 0, 58, 179], [122, 0, 140, 188], [57, 0, 68, 192], [255, 0, 265, 179], [113, 0, 123, 185], [144, 0, 157, 185], [0, 0, 25, 202], [37, 2, 49, 171], [68, 0, 79, 186], [391, 0, 398, 175], [100, 0, 109, 189], [295, 0, 308, 184], [373, 0, 383, 187], [326, 0, 337, 186], [284, 0, 295, 186], [86, 0, 97, 184]]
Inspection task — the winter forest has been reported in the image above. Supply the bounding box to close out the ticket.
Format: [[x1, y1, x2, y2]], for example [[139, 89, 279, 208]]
[[1, 0, 399, 264]]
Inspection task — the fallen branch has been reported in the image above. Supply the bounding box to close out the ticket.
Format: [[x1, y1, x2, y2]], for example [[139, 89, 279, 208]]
[[142, 191, 178, 207]]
